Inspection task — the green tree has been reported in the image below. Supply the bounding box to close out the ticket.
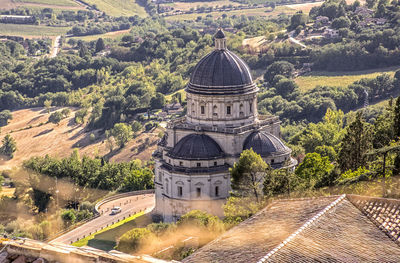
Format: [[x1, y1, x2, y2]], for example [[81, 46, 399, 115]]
[[61, 108, 71, 118], [0, 134, 17, 158], [337, 112, 373, 172], [373, 99, 395, 148], [61, 209, 76, 226], [111, 123, 133, 148], [295, 152, 334, 188], [275, 78, 299, 98], [231, 149, 269, 202], [332, 16, 350, 29], [0, 110, 12, 127], [48, 111, 64, 125], [366, 0, 376, 8], [394, 96, 400, 139], [289, 11, 308, 30], [263, 166, 296, 197], [95, 38, 106, 53], [298, 109, 345, 154], [150, 93, 166, 109], [44, 99, 52, 114], [78, 42, 89, 58], [264, 61, 295, 84], [132, 121, 143, 134]]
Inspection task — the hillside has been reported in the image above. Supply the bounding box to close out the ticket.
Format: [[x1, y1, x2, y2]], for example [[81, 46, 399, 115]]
[[0, 108, 159, 170]]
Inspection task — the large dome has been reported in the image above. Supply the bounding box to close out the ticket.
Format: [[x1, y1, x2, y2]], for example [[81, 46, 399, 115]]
[[190, 50, 253, 87], [169, 134, 224, 160], [243, 131, 291, 157], [186, 29, 257, 95]]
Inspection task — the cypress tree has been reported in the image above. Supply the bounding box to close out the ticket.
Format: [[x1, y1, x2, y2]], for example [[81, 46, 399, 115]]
[[95, 38, 105, 53], [394, 96, 400, 139], [337, 112, 373, 172]]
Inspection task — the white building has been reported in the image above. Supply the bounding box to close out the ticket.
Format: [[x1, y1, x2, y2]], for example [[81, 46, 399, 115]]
[[153, 29, 295, 222]]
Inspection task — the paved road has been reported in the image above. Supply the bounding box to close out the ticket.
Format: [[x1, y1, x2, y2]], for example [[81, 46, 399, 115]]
[[50, 193, 155, 245]]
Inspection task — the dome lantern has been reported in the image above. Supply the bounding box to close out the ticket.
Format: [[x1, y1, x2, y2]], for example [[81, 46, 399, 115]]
[[215, 28, 227, 50]]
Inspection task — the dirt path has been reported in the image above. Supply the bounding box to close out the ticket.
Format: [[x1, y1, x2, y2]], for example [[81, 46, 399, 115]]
[[50, 35, 61, 58]]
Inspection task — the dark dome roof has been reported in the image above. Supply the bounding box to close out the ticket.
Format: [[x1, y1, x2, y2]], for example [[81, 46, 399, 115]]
[[243, 131, 290, 157], [190, 49, 253, 87], [169, 134, 224, 160], [186, 31, 257, 95]]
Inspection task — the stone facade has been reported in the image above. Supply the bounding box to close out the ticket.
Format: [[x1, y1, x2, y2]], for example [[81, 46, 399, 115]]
[[153, 29, 294, 222]]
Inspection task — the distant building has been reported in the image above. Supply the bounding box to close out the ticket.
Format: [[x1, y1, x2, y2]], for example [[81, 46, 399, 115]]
[[153, 29, 295, 222], [376, 18, 387, 25], [360, 17, 387, 27], [324, 28, 339, 38], [184, 194, 400, 262], [164, 102, 183, 115], [0, 15, 35, 24]]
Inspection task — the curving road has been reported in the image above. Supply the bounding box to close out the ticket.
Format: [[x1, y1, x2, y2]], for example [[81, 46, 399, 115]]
[[50, 193, 155, 245]]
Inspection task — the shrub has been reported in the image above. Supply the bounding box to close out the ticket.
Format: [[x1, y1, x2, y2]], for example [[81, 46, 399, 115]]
[[48, 111, 64, 124], [89, 133, 96, 142], [177, 210, 224, 233], [117, 228, 154, 253], [61, 209, 76, 226]]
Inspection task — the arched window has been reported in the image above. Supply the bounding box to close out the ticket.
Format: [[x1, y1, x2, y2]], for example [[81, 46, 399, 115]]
[[249, 100, 253, 113], [226, 105, 231, 115], [213, 105, 218, 117], [201, 105, 205, 115], [239, 103, 244, 116]]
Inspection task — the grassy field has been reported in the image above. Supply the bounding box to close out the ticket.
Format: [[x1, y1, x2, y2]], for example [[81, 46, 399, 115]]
[[70, 28, 131, 42], [84, 0, 147, 17], [14, 0, 79, 6], [72, 212, 150, 250], [162, 0, 242, 11], [0, 23, 71, 37], [165, 6, 295, 21], [285, 1, 323, 13], [295, 67, 400, 92]]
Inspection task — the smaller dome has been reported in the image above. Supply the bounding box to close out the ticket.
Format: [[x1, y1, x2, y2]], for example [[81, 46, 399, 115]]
[[169, 134, 224, 160], [243, 131, 290, 157]]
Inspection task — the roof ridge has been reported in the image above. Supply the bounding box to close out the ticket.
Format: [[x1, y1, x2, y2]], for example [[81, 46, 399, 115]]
[[271, 194, 341, 203], [257, 194, 347, 263]]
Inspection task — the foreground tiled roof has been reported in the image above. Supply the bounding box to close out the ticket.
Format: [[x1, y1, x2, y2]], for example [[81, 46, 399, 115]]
[[183, 196, 339, 263], [183, 195, 400, 263]]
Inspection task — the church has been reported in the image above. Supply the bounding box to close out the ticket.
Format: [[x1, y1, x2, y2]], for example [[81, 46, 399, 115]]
[[153, 29, 296, 222]]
